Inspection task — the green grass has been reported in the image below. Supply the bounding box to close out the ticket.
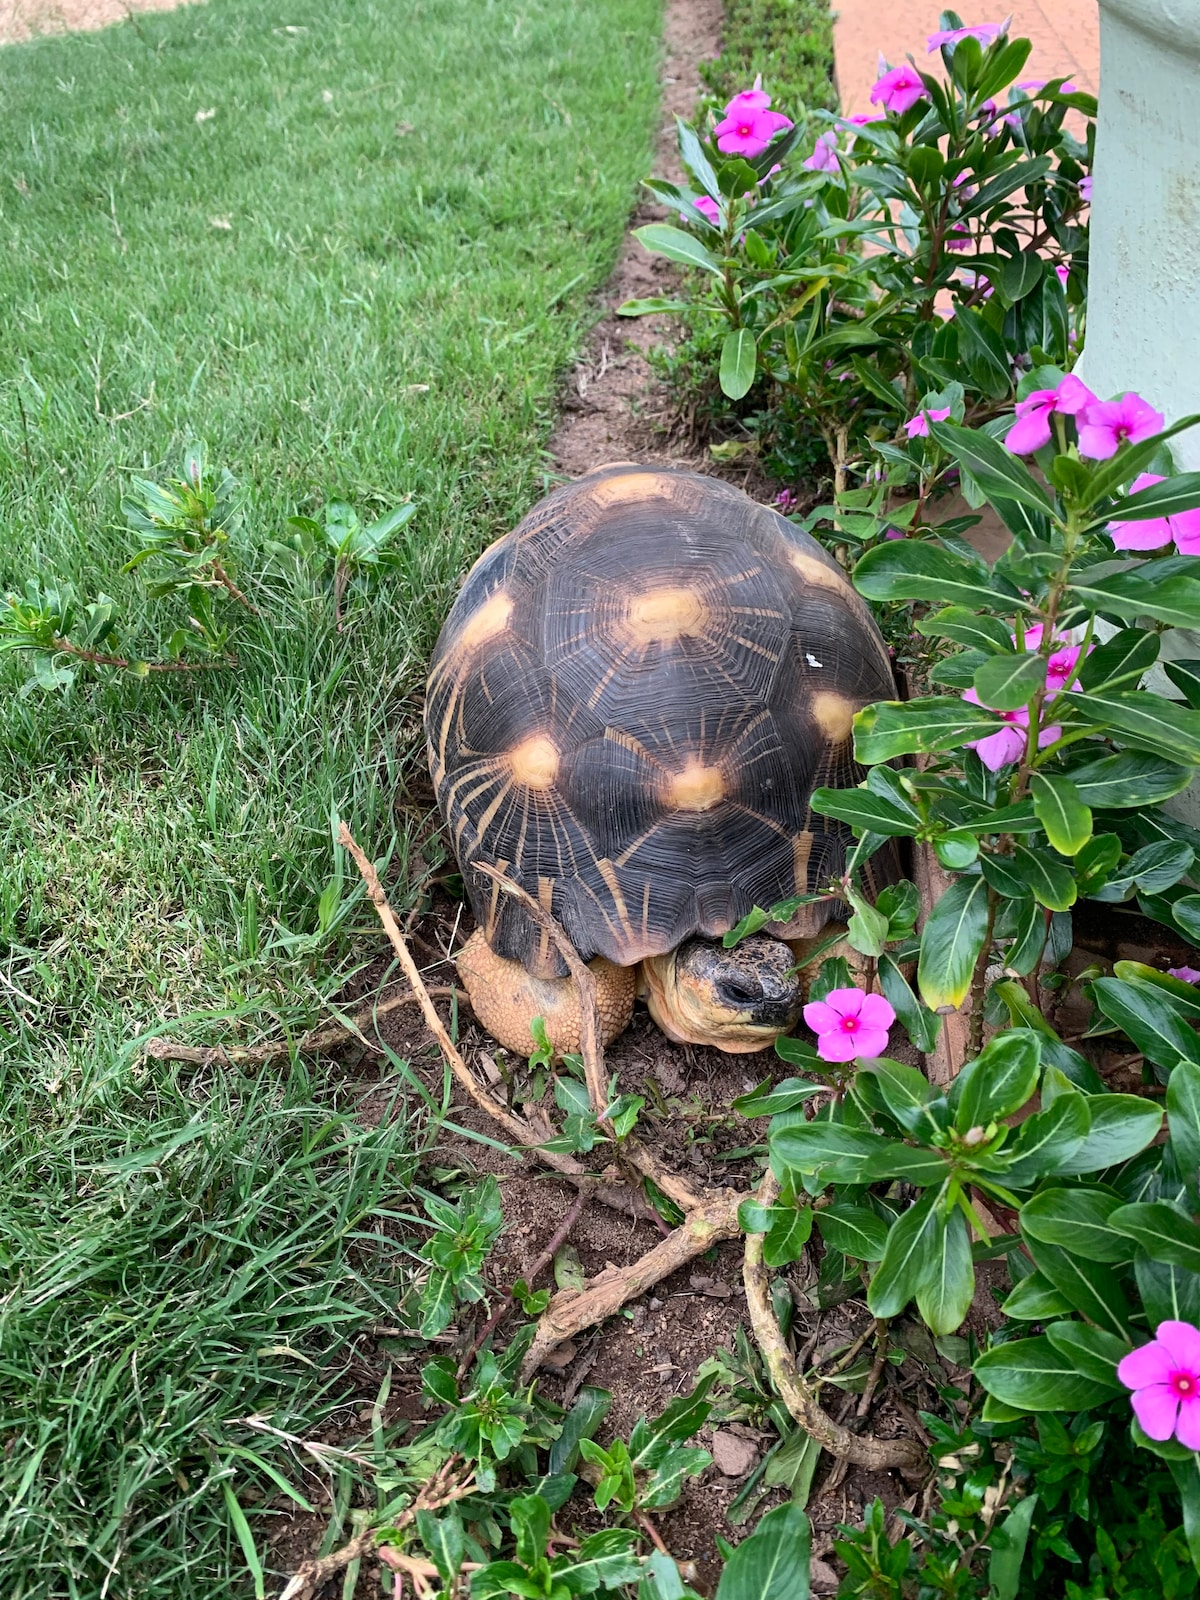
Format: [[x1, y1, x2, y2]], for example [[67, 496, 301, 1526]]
[[0, 0, 662, 1591], [700, 0, 836, 117]]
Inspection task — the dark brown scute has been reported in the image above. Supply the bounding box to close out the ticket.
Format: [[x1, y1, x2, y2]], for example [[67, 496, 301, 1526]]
[[425, 465, 896, 976]]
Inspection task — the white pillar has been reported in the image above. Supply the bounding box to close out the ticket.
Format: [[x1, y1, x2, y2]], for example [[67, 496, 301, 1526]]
[[1077, 0, 1200, 826]]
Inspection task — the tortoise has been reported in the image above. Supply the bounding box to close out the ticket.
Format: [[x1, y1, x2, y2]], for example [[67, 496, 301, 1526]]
[[424, 464, 896, 1056]]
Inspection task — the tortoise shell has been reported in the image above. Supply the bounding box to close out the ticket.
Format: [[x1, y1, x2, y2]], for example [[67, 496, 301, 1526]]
[[425, 465, 895, 978]]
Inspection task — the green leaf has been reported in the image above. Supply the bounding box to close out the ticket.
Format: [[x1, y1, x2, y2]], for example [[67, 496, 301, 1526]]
[[629, 1374, 716, 1471], [1109, 1200, 1200, 1272], [1174, 895, 1200, 942], [916, 606, 1016, 654], [868, 1191, 942, 1319], [1002, 1270, 1074, 1320], [733, 1077, 823, 1118], [1044, 1322, 1130, 1385], [633, 223, 722, 274], [1068, 565, 1200, 632], [641, 1445, 712, 1508], [1165, 658, 1200, 709], [816, 1203, 890, 1261], [853, 540, 1027, 611], [809, 785, 920, 836], [1169, 1059, 1200, 1205], [1089, 976, 1200, 1073], [1012, 844, 1076, 911], [973, 1335, 1119, 1411], [418, 1270, 456, 1337], [1024, 1237, 1133, 1337], [1075, 833, 1124, 895], [973, 650, 1046, 712], [720, 329, 758, 400], [1078, 627, 1161, 694], [1102, 464, 1200, 520], [1031, 774, 1092, 856], [949, 1029, 1041, 1131], [771, 1123, 891, 1185], [1019, 1187, 1132, 1263], [915, 1205, 975, 1335], [955, 307, 1015, 399], [859, 1056, 945, 1137], [1002, 1093, 1092, 1187], [859, 1144, 953, 1186], [549, 1387, 612, 1476], [1169, 1457, 1200, 1581], [853, 698, 1006, 763], [917, 875, 990, 1011], [1054, 1093, 1163, 1177], [617, 295, 693, 317], [764, 1204, 815, 1267], [988, 1494, 1039, 1600], [222, 1483, 266, 1600], [553, 1528, 644, 1591], [927, 418, 1058, 516], [676, 116, 720, 198], [1068, 750, 1196, 808], [715, 1502, 812, 1600], [878, 953, 940, 1052], [989, 980, 1103, 1089], [509, 1496, 549, 1573], [1001, 895, 1050, 975], [1137, 1250, 1200, 1327]]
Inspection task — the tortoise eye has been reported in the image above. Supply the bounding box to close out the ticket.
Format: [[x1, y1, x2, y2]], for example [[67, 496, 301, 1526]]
[[720, 977, 762, 1006]]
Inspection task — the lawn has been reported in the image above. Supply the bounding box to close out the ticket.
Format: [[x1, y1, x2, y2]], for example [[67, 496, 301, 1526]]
[[0, 0, 661, 1592]]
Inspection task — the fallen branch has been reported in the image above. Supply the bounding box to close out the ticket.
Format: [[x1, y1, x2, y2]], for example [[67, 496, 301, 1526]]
[[142, 985, 470, 1067], [280, 1458, 475, 1600], [520, 1190, 742, 1379], [742, 1170, 926, 1477]]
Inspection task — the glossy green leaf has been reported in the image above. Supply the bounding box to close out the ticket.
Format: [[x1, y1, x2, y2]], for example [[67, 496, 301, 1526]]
[[915, 1205, 975, 1335], [734, 1077, 824, 1118], [868, 1191, 943, 1320], [989, 980, 1103, 1089], [1001, 1270, 1074, 1320], [771, 1123, 891, 1185], [633, 223, 722, 273], [973, 650, 1046, 712], [1078, 627, 1160, 693], [715, 1502, 812, 1600], [859, 1056, 945, 1136], [1031, 774, 1092, 856], [1068, 750, 1196, 808], [973, 1335, 1116, 1411], [1044, 1321, 1129, 1385], [917, 874, 990, 1011], [988, 1493, 1039, 1600], [1171, 894, 1200, 943], [548, 1387, 613, 1476], [915, 606, 1015, 654], [1019, 1187, 1132, 1263], [878, 953, 941, 1053], [1137, 1250, 1200, 1327], [1103, 465, 1200, 520], [720, 329, 758, 400], [1169, 1059, 1200, 1205], [1012, 844, 1076, 910], [949, 1029, 1041, 1131], [927, 418, 1058, 516], [1165, 658, 1200, 709], [1069, 560, 1200, 630], [809, 786, 920, 836], [676, 116, 720, 198], [853, 699, 1007, 763], [1001, 1093, 1092, 1187], [1066, 689, 1200, 763], [1089, 976, 1200, 1073], [764, 1204, 815, 1267], [1075, 833, 1124, 895], [859, 1144, 953, 1186], [1003, 895, 1050, 975], [1024, 1237, 1133, 1337], [1054, 1093, 1163, 1176], [816, 1203, 890, 1262], [854, 540, 1026, 611], [1109, 1200, 1200, 1272]]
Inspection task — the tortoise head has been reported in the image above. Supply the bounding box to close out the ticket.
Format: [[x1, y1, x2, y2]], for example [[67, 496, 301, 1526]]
[[642, 934, 802, 1053]]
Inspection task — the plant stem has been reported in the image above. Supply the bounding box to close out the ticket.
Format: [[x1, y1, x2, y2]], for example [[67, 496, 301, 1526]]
[[209, 559, 259, 615], [50, 637, 230, 672]]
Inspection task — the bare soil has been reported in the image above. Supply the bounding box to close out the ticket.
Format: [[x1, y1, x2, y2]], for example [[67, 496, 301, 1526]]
[[0, 0, 194, 45]]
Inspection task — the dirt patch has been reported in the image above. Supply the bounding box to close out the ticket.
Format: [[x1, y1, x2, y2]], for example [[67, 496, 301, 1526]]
[[0, 0, 196, 46]]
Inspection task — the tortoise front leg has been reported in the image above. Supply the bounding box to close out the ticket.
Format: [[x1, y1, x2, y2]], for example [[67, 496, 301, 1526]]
[[456, 929, 635, 1058]]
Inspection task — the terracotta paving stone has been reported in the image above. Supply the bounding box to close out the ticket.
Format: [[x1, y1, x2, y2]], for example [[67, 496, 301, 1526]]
[[832, 0, 1098, 115]]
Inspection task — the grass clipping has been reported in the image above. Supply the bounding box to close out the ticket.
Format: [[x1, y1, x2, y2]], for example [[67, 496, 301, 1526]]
[[340, 825, 924, 1475]]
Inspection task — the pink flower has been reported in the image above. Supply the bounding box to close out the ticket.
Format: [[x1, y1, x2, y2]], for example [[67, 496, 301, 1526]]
[[870, 64, 930, 116], [962, 688, 1061, 770], [945, 225, 973, 251], [843, 112, 883, 126], [957, 268, 992, 298], [1078, 392, 1165, 461], [1108, 472, 1200, 554], [804, 131, 840, 173], [714, 104, 794, 158], [928, 21, 1007, 50], [1119, 1321, 1200, 1448], [1056, 264, 1070, 288], [724, 83, 772, 116], [1004, 372, 1095, 455], [775, 488, 799, 512], [1169, 967, 1200, 984], [1016, 79, 1077, 93], [905, 406, 952, 439], [803, 987, 895, 1062], [1018, 626, 1086, 697], [690, 195, 720, 225], [883, 527, 905, 540], [1079, 174, 1093, 201]]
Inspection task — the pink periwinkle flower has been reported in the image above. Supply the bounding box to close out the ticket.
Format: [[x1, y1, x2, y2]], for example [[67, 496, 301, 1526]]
[[1016, 79, 1077, 94], [1109, 472, 1200, 555], [928, 21, 1007, 50], [1169, 967, 1200, 984], [905, 406, 952, 439], [804, 131, 840, 173], [803, 987, 895, 1062], [962, 691, 1062, 770], [1119, 1322, 1200, 1448], [945, 225, 973, 251], [775, 488, 799, 512], [883, 527, 905, 540], [843, 111, 884, 127], [957, 268, 992, 298], [715, 97, 794, 158], [690, 195, 720, 226], [1078, 392, 1165, 461], [1004, 372, 1096, 455], [1056, 264, 1070, 288], [1021, 623, 1088, 698], [870, 64, 930, 116], [1079, 174, 1093, 201]]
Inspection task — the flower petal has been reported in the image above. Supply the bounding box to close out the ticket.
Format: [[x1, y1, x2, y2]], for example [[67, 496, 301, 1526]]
[[1119, 1337, 1177, 1390], [1078, 421, 1118, 460], [1131, 1382, 1180, 1441], [1178, 1398, 1200, 1449], [1153, 1320, 1200, 1372], [823, 987, 865, 1020], [858, 993, 897, 1030], [1110, 516, 1173, 550], [972, 725, 1026, 771], [816, 1029, 862, 1062], [802, 1001, 839, 1035], [852, 1027, 891, 1059], [1005, 408, 1053, 455]]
